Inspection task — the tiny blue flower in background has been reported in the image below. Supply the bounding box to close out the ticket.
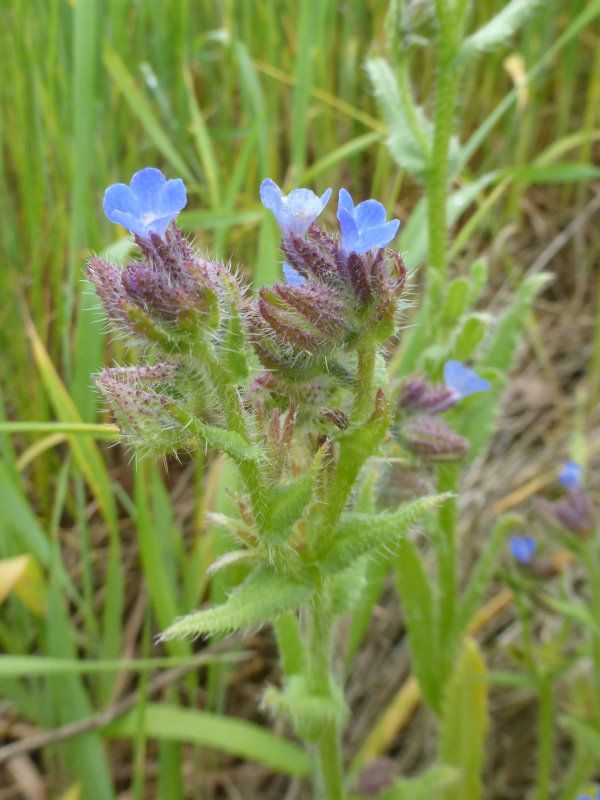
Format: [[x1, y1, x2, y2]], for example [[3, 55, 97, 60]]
[[559, 460, 582, 490], [336, 188, 400, 254], [260, 179, 331, 236], [576, 790, 600, 800], [510, 535, 536, 565], [443, 360, 491, 400], [282, 262, 306, 287], [103, 168, 187, 239]]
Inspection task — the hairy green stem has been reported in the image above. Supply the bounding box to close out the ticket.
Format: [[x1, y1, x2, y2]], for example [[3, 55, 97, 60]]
[[353, 346, 376, 421], [308, 588, 346, 800], [535, 676, 554, 800], [273, 613, 306, 675], [427, 1, 464, 295], [202, 351, 268, 524]]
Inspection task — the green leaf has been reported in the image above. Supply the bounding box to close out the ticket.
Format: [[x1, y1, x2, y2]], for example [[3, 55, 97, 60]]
[[160, 568, 313, 639], [266, 448, 324, 538], [513, 162, 600, 184], [441, 279, 469, 327], [449, 314, 488, 362], [457, 0, 546, 62], [394, 533, 441, 712], [439, 638, 488, 800], [105, 702, 311, 777], [366, 57, 431, 178], [541, 595, 600, 634], [320, 494, 450, 573]]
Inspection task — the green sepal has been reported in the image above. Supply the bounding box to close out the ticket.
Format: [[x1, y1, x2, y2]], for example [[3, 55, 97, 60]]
[[263, 674, 347, 742], [319, 494, 451, 573], [124, 304, 176, 350], [160, 568, 313, 640]]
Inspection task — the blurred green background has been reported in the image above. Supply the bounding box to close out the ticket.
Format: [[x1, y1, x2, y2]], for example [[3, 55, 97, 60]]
[[1, 0, 599, 797]]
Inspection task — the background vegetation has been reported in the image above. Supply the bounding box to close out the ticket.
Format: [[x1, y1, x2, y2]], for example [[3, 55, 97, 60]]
[[1, 0, 599, 797]]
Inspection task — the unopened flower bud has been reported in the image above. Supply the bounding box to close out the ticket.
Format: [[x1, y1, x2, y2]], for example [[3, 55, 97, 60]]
[[403, 416, 468, 461]]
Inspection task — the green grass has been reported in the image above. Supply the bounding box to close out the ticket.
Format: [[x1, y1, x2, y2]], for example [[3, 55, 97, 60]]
[[1, 0, 599, 797]]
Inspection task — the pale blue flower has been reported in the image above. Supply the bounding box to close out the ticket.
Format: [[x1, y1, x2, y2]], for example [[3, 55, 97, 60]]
[[282, 263, 306, 287], [509, 535, 536, 565], [336, 189, 400, 254], [103, 167, 187, 238], [576, 789, 600, 800], [443, 360, 491, 400], [559, 461, 582, 490], [260, 179, 331, 236]]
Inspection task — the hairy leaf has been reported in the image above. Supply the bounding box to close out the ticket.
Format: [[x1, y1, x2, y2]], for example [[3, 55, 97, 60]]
[[458, 0, 545, 61], [160, 568, 313, 639], [320, 494, 450, 573], [439, 638, 488, 800], [394, 534, 441, 712]]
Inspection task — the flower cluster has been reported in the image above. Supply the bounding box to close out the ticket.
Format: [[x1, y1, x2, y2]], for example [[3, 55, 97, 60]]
[[252, 179, 405, 401], [397, 361, 490, 461], [534, 460, 593, 536]]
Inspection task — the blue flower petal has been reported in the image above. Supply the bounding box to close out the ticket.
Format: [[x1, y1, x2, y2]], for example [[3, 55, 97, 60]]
[[283, 263, 306, 286], [103, 183, 140, 221], [156, 178, 187, 218], [260, 178, 329, 236], [509, 535, 536, 565], [355, 199, 387, 229], [259, 179, 283, 216], [106, 209, 149, 239], [130, 167, 166, 208], [444, 360, 491, 399], [338, 188, 355, 214], [337, 207, 360, 253], [337, 189, 400, 254], [352, 219, 400, 253], [320, 187, 333, 208], [286, 189, 324, 235], [103, 167, 187, 238], [559, 461, 582, 489]]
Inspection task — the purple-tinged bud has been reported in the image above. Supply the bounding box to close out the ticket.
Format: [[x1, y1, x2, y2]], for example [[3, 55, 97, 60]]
[[355, 758, 397, 797], [398, 378, 457, 414], [403, 416, 469, 461], [535, 489, 594, 537], [97, 365, 185, 452], [320, 408, 349, 430], [554, 488, 594, 536]]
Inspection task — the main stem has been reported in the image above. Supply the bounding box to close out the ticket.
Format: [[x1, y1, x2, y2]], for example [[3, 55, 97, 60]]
[[309, 587, 346, 800], [202, 352, 268, 525], [427, 1, 463, 298]]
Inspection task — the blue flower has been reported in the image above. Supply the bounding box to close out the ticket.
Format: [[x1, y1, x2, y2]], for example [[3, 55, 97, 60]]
[[336, 189, 400, 254], [260, 179, 331, 236], [576, 790, 600, 800], [509, 535, 536, 565], [559, 461, 582, 490], [282, 263, 306, 287], [103, 167, 187, 239], [443, 360, 491, 400]]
